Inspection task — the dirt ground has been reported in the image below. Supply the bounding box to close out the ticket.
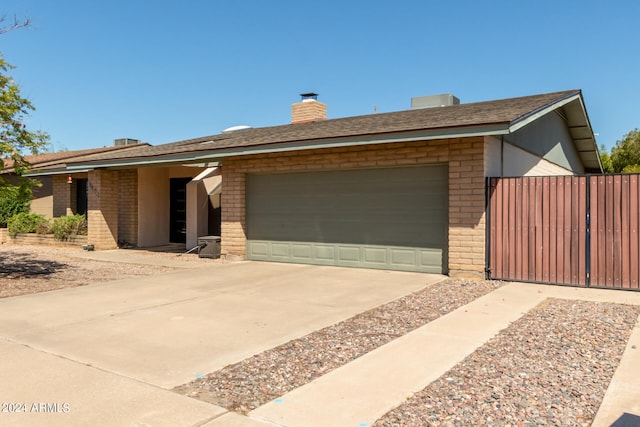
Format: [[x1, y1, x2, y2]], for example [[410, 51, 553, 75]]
[[0, 244, 200, 298]]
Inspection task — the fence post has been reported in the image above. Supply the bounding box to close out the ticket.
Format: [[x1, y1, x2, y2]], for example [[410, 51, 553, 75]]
[[485, 177, 491, 280], [586, 175, 591, 287]]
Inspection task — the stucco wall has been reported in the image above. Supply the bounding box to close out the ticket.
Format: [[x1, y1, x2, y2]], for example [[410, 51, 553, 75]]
[[168, 166, 203, 178], [137, 166, 204, 248], [506, 111, 584, 173], [30, 176, 53, 218], [221, 138, 486, 276], [484, 136, 575, 177], [138, 168, 170, 247]]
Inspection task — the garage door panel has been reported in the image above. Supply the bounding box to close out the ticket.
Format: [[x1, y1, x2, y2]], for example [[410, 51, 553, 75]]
[[337, 246, 361, 263], [291, 244, 312, 260], [247, 240, 445, 273], [270, 242, 290, 259], [420, 249, 445, 267], [247, 241, 270, 259], [246, 165, 448, 273], [363, 247, 388, 264], [314, 245, 336, 262], [390, 248, 418, 266]]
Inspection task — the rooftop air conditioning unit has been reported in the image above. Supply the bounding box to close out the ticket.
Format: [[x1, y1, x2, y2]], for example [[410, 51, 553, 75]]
[[114, 138, 141, 146], [411, 94, 460, 109]]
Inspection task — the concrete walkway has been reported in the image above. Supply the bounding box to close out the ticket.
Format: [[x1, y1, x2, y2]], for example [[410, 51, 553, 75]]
[[70, 246, 221, 268], [211, 283, 640, 427]]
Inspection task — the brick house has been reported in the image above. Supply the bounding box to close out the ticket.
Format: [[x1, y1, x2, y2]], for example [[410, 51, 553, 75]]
[[2, 143, 149, 218], [25, 90, 601, 278]]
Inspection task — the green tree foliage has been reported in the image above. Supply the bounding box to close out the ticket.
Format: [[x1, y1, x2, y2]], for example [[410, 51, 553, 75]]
[[0, 54, 50, 184], [598, 144, 613, 173], [0, 184, 31, 227], [610, 129, 640, 173]]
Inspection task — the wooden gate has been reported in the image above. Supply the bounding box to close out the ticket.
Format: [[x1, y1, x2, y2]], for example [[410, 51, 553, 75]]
[[487, 175, 640, 290]]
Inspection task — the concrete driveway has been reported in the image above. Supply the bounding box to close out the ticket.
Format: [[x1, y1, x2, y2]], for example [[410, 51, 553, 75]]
[[0, 261, 442, 426]]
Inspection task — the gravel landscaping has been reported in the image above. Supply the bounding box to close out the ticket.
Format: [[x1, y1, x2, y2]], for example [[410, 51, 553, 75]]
[[4, 243, 638, 424], [374, 298, 640, 427], [0, 244, 202, 298], [174, 279, 503, 413]]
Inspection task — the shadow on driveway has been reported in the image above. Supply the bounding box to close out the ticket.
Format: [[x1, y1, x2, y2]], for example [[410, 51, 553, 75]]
[[0, 251, 69, 278], [610, 413, 640, 427]]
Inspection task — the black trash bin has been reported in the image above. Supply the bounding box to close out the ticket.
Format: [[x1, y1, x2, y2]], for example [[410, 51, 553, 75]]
[[197, 236, 221, 259]]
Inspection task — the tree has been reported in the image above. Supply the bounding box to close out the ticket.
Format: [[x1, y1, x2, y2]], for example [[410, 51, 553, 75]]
[[1, 13, 49, 191], [0, 14, 49, 234], [0, 54, 50, 184], [610, 129, 640, 173], [0, 14, 30, 35], [0, 184, 31, 227], [598, 144, 613, 173]]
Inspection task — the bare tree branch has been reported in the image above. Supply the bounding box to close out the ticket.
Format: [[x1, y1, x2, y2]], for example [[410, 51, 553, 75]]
[[0, 14, 31, 35]]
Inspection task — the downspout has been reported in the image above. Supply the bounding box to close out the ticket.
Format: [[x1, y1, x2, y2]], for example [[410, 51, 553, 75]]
[[486, 136, 504, 279]]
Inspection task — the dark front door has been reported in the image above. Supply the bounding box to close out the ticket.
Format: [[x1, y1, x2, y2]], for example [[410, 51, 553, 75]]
[[170, 178, 191, 243], [76, 179, 88, 216]]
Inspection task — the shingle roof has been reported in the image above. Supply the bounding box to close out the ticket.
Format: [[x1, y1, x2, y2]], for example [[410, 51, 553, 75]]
[[65, 90, 583, 167], [2, 144, 150, 174]]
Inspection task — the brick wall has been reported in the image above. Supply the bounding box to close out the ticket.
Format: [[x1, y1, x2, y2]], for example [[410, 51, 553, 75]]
[[7, 233, 88, 247], [87, 170, 119, 249], [291, 100, 327, 124], [448, 139, 486, 277], [118, 169, 138, 245], [221, 137, 486, 276]]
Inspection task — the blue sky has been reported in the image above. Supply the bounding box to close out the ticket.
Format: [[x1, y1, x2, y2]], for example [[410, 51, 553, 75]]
[[1, 0, 638, 152]]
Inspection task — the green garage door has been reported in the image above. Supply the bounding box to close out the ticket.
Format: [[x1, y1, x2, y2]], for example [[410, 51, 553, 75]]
[[246, 165, 448, 273]]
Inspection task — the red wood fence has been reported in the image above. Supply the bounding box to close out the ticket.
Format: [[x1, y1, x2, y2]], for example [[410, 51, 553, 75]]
[[487, 175, 640, 290]]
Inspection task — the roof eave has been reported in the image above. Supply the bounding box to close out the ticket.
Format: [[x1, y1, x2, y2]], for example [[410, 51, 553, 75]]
[[24, 168, 92, 177], [65, 123, 511, 170], [509, 92, 602, 173]]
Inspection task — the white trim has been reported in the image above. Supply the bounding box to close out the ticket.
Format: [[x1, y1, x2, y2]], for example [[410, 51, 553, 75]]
[[508, 94, 581, 133]]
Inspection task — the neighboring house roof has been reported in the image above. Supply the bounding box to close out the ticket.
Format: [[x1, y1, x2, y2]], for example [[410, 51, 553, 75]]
[[9, 143, 151, 176], [34, 90, 602, 173]]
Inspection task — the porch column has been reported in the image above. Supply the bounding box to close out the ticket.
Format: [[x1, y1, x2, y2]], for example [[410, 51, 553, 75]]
[[87, 170, 119, 249], [186, 168, 221, 250], [186, 180, 208, 249], [448, 137, 486, 278]]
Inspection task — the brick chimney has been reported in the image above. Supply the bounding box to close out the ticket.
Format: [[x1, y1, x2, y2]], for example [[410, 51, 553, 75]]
[[292, 93, 327, 124]]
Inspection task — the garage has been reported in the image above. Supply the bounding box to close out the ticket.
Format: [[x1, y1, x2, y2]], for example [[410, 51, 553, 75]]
[[246, 165, 448, 273]]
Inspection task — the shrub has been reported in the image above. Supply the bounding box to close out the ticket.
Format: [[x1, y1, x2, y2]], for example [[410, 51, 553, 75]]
[[0, 185, 31, 228], [7, 212, 49, 237], [50, 214, 87, 241], [36, 220, 53, 235]]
